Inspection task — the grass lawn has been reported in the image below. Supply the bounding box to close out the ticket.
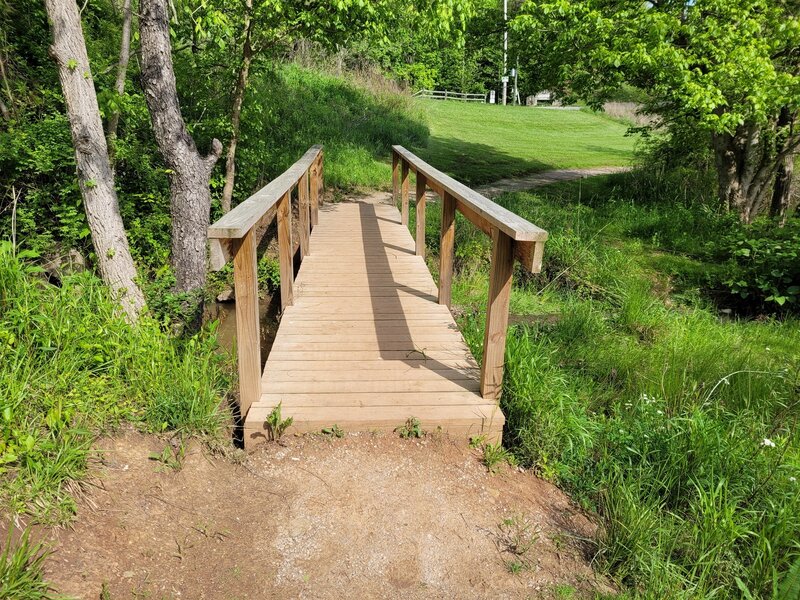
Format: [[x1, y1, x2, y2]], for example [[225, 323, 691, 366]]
[[413, 101, 637, 185]]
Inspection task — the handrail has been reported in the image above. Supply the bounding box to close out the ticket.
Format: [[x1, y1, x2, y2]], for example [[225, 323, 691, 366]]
[[391, 146, 548, 401], [208, 144, 324, 417]]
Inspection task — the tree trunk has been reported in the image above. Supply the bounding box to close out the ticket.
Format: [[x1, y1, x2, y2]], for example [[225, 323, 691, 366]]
[[221, 0, 254, 214], [139, 0, 222, 293], [44, 0, 145, 322], [106, 0, 132, 148], [713, 127, 776, 224], [770, 152, 794, 223]]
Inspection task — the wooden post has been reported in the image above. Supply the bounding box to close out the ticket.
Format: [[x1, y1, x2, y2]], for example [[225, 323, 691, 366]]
[[400, 161, 410, 226], [299, 171, 310, 258], [438, 191, 456, 306], [392, 151, 399, 208], [277, 190, 293, 309], [310, 162, 319, 227], [480, 228, 514, 400], [232, 228, 260, 418], [319, 149, 324, 197], [415, 172, 427, 258]]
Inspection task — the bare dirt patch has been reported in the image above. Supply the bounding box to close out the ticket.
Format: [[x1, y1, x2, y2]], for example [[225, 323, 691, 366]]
[[37, 430, 612, 598]]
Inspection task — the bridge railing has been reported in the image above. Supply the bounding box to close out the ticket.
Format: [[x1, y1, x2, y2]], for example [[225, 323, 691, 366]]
[[391, 145, 548, 401], [412, 89, 487, 103], [208, 145, 324, 416]]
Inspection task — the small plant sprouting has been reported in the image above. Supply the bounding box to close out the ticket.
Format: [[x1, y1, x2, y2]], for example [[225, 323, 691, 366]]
[[321, 424, 344, 438], [67, 58, 78, 70], [469, 434, 487, 449], [496, 514, 540, 573], [395, 416, 423, 439], [482, 442, 517, 474], [148, 441, 185, 471], [265, 402, 293, 441]]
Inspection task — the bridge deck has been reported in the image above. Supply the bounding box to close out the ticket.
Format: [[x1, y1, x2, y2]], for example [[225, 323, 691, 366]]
[[245, 195, 504, 444]]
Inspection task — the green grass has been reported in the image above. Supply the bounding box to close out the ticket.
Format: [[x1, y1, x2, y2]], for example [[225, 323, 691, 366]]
[[413, 101, 637, 185], [410, 172, 800, 598], [0, 242, 231, 525]]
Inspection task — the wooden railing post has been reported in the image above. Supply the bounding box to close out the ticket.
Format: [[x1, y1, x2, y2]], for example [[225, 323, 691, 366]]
[[232, 228, 260, 417], [438, 191, 456, 306], [400, 160, 410, 226], [310, 161, 320, 227], [277, 190, 293, 309], [299, 171, 310, 258], [392, 151, 399, 208], [415, 172, 427, 258], [480, 228, 514, 400]]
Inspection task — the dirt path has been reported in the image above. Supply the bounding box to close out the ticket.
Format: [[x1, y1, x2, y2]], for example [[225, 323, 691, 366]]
[[38, 430, 614, 599], [477, 166, 632, 198]]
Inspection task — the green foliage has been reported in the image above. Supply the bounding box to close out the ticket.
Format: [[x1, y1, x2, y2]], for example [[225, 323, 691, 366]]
[[0, 529, 54, 600], [321, 424, 344, 438], [713, 220, 800, 309], [264, 402, 293, 441], [0, 244, 230, 523], [482, 442, 517, 473], [425, 171, 800, 597], [395, 416, 423, 439]]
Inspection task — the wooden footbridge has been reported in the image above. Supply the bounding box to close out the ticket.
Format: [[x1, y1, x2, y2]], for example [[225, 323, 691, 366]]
[[209, 146, 547, 447]]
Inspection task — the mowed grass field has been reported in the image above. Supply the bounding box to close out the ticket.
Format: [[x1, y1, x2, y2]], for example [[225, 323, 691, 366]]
[[413, 100, 637, 185]]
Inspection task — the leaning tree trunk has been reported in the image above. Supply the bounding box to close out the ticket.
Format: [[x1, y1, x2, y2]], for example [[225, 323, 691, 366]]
[[770, 152, 794, 223], [220, 0, 254, 213], [44, 0, 145, 322], [106, 0, 132, 149], [139, 0, 221, 292]]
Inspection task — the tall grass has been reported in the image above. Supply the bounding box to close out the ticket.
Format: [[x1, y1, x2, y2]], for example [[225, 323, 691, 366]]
[[420, 173, 800, 597], [0, 242, 231, 524]]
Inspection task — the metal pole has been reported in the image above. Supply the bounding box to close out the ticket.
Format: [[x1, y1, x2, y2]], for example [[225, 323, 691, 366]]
[[502, 0, 508, 106]]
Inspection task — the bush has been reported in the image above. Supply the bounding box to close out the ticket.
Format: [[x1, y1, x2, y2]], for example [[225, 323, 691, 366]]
[[711, 219, 800, 310], [0, 243, 231, 523]]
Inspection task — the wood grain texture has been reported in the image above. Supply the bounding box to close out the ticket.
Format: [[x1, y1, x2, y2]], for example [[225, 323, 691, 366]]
[[401, 160, 410, 226], [232, 229, 260, 417], [245, 194, 504, 447], [416, 172, 427, 258], [208, 145, 321, 239], [277, 191, 293, 310], [393, 145, 548, 242], [298, 171, 310, 258], [480, 229, 514, 400], [439, 191, 456, 307]]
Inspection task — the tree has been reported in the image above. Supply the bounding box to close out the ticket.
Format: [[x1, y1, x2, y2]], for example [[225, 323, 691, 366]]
[[106, 0, 133, 149], [514, 0, 800, 223], [44, 0, 145, 321], [139, 0, 222, 293]]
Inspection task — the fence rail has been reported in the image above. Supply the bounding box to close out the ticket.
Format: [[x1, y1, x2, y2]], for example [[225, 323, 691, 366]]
[[412, 89, 486, 103], [208, 145, 324, 416], [391, 145, 548, 401]]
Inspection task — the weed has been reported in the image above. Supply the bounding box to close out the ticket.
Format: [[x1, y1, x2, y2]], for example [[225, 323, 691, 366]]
[[395, 417, 423, 439], [0, 529, 54, 599], [321, 424, 344, 438], [469, 434, 487, 449], [265, 403, 293, 441], [148, 441, 185, 472], [496, 514, 540, 573], [482, 443, 517, 474]]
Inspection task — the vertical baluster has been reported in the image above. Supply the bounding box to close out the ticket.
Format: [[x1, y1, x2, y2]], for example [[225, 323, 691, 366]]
[[277, 190, 293, 309], [480, 228, 514, 400], [415, 172, 427, 258], [232, 228, 260, 417], [438, 191, 456, 306]]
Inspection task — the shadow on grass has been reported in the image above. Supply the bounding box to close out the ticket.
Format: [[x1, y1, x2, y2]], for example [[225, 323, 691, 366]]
[[413, 136, 555, 186]]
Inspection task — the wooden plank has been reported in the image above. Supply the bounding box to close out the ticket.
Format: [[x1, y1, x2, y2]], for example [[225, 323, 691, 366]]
[[416, 172, 427, 258], [264, 359, 479, 371], [263, 378, 480, 394], [209, 145, 321, 239], [298, 170, 310, 258], [270, 341, 470, 352], [401, 160, 410, 226], [439, 191, 456, 307], [480, 228, 514, 400], [232, 229, 260, 418], [262, 367, 479, 382], [277, 191, 293, 309], [266, 350, 476, 360], [392, 145, 548, 242]]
